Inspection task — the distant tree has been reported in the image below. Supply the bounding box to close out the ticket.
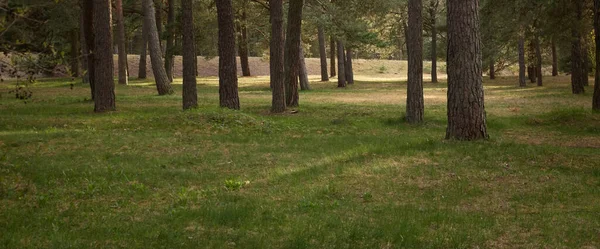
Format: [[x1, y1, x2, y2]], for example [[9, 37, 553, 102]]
[[299, 46, 311, 90], [143, 0, 174, 95], [270, 0, 286, 113], [594, 0, 600, 111], [182, 0, 198, 110], [93, 0, 116, 112], [337, 41, 346, 87], [216, 0, 241, 109], [571, 0, 587, 94], [551, 37, 558, 76], [116, 0, 128, 85], [534, 31, 542, 86], [425, 0, 440, 83], [518, 34, 526, 87], [345, 48, 354, 84], [446, 0, 488, 140], [318, 25, 329, 81], [165, 0, 175, 82], [330, 36, 337, 77], [237, 0, 251, 77], [139, 18, 149, 79], [283, 0, 304, 107], [406, 0, 424, 124], [82, 0, 96, 100]]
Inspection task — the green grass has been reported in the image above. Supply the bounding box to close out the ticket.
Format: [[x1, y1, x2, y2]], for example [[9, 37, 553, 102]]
[[0, 75, 599, 248]]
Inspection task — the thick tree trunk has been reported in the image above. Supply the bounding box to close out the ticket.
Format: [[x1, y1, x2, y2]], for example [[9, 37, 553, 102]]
[[155, 0, 163, 51], [571, 0, 587, 94], [165, 0, 175, 82], [79, 14, 89, 83], [116, 0, 128, 85], [446, 0, 488, 140], [534, 34, 542, 86], [139, 18, 148, 79], [238, 5, 251, 77], [345, 48, 354, 84], [270, 0, 286, 113], [70, 30, 80, 78], [283, 0, 303, 107], [82, 0, 96, 99], [552, 37, 558, 76], [594, 0, 600, 111], [489, 59, 495, 80], [181, 0, 197, 110], [93, 0, 116, 112], [318, 25, 329, 81], [407, 0, 424, 124], [330, 36, 336, 77], [143, 0, 174, 95], [518, 35, 526, 87], [299, 46, 310, 90], [216, 0, 240, 109], [430, 13, 438, 83], [337, 41, 346, 87]]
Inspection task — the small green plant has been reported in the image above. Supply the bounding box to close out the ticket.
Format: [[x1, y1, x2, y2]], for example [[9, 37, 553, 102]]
[[224, 179, 246, 191], [378, 65, 388, 74]]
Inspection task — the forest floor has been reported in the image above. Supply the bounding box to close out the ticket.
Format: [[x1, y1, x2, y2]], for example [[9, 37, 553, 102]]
[[0, 75, 599, 248]]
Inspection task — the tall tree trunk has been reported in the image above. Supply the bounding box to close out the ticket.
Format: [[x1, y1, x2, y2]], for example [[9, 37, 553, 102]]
[[165, 0, 175, 82], [79, 13, 89, 83], [552, 37, 558, 76], [594, 0, 600, 111], [155, 0, 163, 51], [299, 46, 310, 90], [238, 4, 251, 77], [139, 17, 148, 79], [345, 48, 354, 84], [571, 0, 587, 94], [70, 30, 80, 78], [116, 0, 128, 85], [216, 0, 240, 109], [489, 59, 495, 79], [330, 36, 336, 77], [318, 26, 329, 81], [181, 0, 197, 110], [406, 0, 424, 124], [270, 0, 286, 113], [337, 41, 346, 87], [430, 5, 438, 83], [82, 0, 96, 100], [93, 0, 116, 112], [283, 0, 303, 107], [446, 0, 488, 140], [518, 35, 526, 87], [534, 33, 542, 86], [583, 44, 590, 87], [143, 0, 174, 95], [527, 65, 535, 83]]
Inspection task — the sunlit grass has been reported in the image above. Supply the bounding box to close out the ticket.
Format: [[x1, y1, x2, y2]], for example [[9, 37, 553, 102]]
[[0, 75, 598, 248]]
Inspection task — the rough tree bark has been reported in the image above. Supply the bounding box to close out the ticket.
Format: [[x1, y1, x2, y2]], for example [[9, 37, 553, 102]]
[[534, 33, 542, 86], [330, 36, 336, 77], [406, 0, 424, 124], [155, 0, 163, 51], [518, 35, 526, 87], [165, 0, 175, 82], [181, 0, 197, 110], [299, 46, 310, 90], [270, 0, 286, 113], [143, 0, 174, 95], [139, 18, 148, 79], [216, 0, 240, 109], [283, 0, 303, 107], [594, 0, 600, 111], [82, 0, 95, 99], [238, 3, 251, 77], [571, 0, 587, 94], [318, 25, 329, 81], [116, 0, 128, 85], [551, 37, 558, 76], [345, 48, 354, 84], [337, 41, 346, 87], [93, 0, 116, 112], [446, 0, 488, 140]]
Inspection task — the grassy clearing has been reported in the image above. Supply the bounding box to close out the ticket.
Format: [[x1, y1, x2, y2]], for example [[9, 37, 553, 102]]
[[0, 75, 599, 248]]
